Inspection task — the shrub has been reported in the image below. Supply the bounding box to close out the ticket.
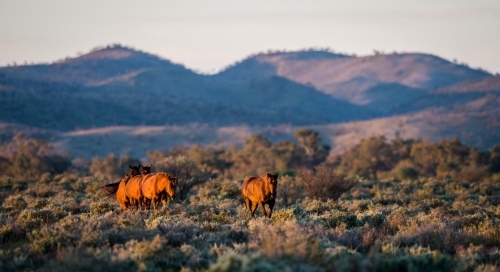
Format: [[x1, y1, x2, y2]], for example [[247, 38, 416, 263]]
[[152, 156, 212, 201], [298, 164, 356, 201], [90, 201, 113, 215], [2, 195, 27, 211], [392, 166, 419, 181]]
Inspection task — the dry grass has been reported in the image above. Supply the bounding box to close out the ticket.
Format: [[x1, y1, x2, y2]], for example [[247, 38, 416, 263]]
[[0, 172, 499, 271]]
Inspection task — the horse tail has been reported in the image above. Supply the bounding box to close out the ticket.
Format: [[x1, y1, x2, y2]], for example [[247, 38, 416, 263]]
[[103, 181, 120, 195]]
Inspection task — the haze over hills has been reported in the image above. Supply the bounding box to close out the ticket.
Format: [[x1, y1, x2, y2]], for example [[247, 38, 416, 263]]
[[0, 45, 498, 159]]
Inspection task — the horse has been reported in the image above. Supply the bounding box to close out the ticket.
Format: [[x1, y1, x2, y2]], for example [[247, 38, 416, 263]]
[[129, 165, 141, 176], [140, 164, 152, 176], [103, 173, 132, 210], [125, 174, 144, 209], [141, 172, 176, 212], [241, 173, 278, 218], [102, 164, 141, 203], [139, 164, 153, 209]]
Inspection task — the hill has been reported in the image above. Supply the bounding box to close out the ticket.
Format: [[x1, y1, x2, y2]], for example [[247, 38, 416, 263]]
[[0, 45, 498, 158], [216, 51, 491, 113], [0, 45, 186, 86]]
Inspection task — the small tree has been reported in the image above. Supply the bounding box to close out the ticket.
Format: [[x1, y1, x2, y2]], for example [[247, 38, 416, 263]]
[[294, 129, 330, 166], [0, 134, 71, 179], [298, 164, 355, 201], [153, 156, 211, 201], [277, 175, 304, 207], [89, 154, 141, 180], [340, 136, 393, 179]]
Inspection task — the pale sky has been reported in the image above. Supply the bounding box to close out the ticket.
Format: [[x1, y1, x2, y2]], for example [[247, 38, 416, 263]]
[[1, 0, 499, 74]]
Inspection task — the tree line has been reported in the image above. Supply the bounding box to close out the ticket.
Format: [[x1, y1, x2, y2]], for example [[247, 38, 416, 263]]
[[1, 131, 499, 185]]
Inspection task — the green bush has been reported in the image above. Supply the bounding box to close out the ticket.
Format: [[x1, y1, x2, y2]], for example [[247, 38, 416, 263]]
[[392, 166, 419, 181]]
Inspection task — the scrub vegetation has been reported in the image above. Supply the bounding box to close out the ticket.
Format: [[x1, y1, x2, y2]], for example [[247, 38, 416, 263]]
[[1, 131, 499, 271]]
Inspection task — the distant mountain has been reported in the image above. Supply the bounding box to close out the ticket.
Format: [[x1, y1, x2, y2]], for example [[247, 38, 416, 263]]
[[0, 45, 186, 86], [433, 75, 500, 93], [0, 46, 374, 130], [0, 45, 498, 158], [393, 75, 500, 113], [216, 51, 491, 113]]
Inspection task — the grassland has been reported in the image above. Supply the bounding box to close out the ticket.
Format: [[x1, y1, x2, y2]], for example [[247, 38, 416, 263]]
[[1, 172, 499, 271]]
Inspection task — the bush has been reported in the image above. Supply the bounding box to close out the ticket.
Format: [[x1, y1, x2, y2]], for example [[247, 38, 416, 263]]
[[392, 166, 419, 181], [298, 164, 356, 201], [151, 156, 212, 201]]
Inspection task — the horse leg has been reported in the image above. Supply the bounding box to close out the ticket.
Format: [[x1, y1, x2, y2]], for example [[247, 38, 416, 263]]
[[153, 198, 160, 213], [250, 201, 258, 217], [161, 197, 167, 209], [244, 197, 251, 212], [267, 201, 275, 218], [259, 202, 268, 218]]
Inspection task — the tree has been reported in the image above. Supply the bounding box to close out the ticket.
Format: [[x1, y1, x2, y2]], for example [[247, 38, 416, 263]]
[[294, 129, 330, 167], [0, 134, 71, 179], [228, 135, 277, 178], [488, 145, 500, 173], [339, 136, 393, 179], [89, 154, 140, 180]]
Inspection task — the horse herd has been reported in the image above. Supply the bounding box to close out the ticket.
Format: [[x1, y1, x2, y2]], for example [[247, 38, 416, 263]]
[[103, 165, 279, 218], [103, 165, 176, 212]]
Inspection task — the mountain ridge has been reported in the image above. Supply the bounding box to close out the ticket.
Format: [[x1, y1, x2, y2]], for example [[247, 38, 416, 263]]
[[0, 45, 498, 158]]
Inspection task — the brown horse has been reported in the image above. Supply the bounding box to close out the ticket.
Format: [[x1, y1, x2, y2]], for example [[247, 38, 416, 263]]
[[141, 172, 176, 212], [103, 165, 141, 194], [241, 173, 278, 218], [139, 164, 153, 209], [125, 174, 144, 209], [103, 173, 132, 210]]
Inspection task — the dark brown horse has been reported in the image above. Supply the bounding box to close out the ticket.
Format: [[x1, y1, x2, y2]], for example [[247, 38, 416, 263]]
[[140, 164, 152, 176], [141, 172, 176, 212], [129, 165, 141, 177], [241, 173, 278, 218]]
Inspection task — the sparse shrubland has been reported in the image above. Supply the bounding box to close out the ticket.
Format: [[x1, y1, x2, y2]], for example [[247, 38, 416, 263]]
[[0, 133, 499, 271]]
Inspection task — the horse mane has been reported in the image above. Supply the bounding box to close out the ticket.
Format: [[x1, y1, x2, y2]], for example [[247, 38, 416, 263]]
[[247, 176, 258, 181]]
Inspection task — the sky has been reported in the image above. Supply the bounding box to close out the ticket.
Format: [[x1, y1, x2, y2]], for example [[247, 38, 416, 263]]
[[0, 0, 499, 74]]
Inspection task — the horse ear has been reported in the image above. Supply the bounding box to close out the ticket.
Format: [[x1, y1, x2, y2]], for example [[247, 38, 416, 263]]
[[129, 165, 133, 169], [149, 164, 153, 168], [139, 164, 143, 168]]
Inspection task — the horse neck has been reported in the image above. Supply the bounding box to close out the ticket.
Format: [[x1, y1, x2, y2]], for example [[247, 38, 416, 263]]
[[156, 173, 168, 191]]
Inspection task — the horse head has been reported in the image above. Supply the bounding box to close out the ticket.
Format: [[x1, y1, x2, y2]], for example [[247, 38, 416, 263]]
[[165, 174, 176, 201], [266, 173, 279, 195], [141, 164, 153, 175], [129, 165, 141, 176]]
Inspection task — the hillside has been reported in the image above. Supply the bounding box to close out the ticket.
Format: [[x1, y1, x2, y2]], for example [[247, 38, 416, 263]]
[[0, 45, 186, 86], [0, 46, 376, 130], [216, 51, 491, 113], [0, 45, 499, 158]]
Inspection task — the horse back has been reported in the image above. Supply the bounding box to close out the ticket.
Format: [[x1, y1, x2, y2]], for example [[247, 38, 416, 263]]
[[141, 173, 158, 198], [126, 175, 143, 198], [242, 176, 267, 201]]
